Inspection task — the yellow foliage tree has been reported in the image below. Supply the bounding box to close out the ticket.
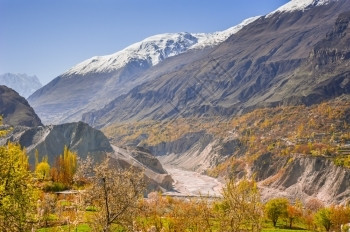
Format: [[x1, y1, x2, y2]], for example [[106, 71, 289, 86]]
[[217, 177, 263, 232], [35, 160, 50, 180], [0, 143, 38, 231]]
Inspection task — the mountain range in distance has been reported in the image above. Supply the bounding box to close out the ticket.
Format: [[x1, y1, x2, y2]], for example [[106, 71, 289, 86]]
[[0, 73, 42, 98]]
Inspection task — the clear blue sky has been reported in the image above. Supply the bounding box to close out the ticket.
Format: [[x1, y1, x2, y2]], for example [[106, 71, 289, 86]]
[[0, 0, 288, 84]]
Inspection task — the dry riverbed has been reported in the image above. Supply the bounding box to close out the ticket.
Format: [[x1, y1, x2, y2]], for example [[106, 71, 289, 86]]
[[163, 166, 223, 198]]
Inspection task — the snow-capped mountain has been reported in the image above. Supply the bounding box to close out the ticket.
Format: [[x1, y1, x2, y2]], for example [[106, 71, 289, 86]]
[[29, 16, 261, 124], [65, 33, 199, 75], [0, 73, 42, 98], [64, 17, 260, 76], [268, 0, 338, 16], [29, 0, 347, 125], [57, 0, 342, 78], [81, 0, 350, 127]]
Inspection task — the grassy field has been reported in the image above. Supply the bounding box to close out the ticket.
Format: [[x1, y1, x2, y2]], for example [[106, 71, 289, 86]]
[[37, 224, 90, 232], [262, 220, 312, 232]]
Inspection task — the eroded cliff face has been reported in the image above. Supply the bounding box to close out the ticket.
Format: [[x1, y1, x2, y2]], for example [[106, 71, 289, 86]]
[[146, 131, 243, 173], [253, 154, 350, 205]]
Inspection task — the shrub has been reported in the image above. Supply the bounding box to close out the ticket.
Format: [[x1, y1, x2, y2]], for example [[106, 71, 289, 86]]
[[43, 182, 68, 192]]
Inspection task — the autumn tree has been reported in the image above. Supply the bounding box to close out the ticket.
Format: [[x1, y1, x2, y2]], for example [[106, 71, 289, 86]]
[[75, 156, 145, 232], [329, 205, 350, 231], [217, 177, 263, 232], [286, 200, 303, 229], [265, 198, 288, 227], [137, 192, 169, 231], [0, 143, 38, 231], [38, 193, 57, 227], [137, 192, 215, 232], [0, 116, 11, 137], [304, 198, 324, 230], [51, 146, 77, 185], [170, 196, 214, 232]]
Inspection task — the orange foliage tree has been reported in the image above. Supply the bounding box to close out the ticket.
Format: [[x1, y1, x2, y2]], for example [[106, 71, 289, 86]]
[[51, 146, 77, 185]]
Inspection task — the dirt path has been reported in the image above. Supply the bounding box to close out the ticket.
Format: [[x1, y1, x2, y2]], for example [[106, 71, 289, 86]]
[[163, 166, 223, 197]]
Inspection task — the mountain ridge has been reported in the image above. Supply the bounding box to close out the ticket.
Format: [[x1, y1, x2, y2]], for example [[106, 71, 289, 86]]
[[82, 0, 350, 127], [28, 17, 260, 124]]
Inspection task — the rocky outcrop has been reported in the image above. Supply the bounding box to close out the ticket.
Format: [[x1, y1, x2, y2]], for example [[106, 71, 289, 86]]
[[0, 85, 43, 127], [129, 147, 167, 174], [111, 146, 173, 192], [0, 121, 113, 165]]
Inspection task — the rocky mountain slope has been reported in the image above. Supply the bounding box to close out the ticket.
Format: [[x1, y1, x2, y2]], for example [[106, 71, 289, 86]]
[[82, 0, 350, 127], [0, 73, 42, 98], [0, 85, 43, 127], [260, 10, 350, 106], [28, 18, 258, 125]]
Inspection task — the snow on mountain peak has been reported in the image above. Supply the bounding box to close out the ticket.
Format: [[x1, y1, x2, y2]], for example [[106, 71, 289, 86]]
[[65, 32, 199, 75], [64, 17, 259, 76], [190, 16, 261, 50], [268, 0, 338, 16]]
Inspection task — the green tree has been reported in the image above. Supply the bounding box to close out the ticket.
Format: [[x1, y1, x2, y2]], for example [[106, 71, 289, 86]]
[[315, 208, 332, 232], [265, 198, 288, 227], [0, 142, 38, 231]]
